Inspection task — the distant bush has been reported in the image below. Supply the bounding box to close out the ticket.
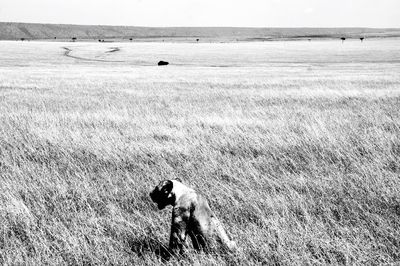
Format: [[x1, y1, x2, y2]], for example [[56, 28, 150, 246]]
[[158, 60, 169, 66]]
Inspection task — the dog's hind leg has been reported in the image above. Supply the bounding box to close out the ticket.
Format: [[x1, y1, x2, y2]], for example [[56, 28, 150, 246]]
[[212, 217, 237, 251]]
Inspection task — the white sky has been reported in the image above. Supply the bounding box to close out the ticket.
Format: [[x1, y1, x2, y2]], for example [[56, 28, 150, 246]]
[[1, 0, 399, 27]]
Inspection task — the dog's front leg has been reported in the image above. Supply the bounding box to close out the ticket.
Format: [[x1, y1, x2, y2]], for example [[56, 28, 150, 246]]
[[169, 206, 190, 255]]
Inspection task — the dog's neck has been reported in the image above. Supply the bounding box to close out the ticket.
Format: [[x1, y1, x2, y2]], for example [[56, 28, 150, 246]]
[[171, 180, 195, 204]]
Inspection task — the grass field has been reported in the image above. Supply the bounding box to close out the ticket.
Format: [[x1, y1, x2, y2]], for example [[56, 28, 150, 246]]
[[0, 39, 399, 265]]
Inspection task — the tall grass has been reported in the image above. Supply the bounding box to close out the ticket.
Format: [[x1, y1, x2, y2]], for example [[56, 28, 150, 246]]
[[0, 40, 399, 265]]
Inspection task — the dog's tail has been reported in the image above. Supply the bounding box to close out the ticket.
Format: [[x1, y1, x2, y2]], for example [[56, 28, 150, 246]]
[[211, 218, 237, 251]]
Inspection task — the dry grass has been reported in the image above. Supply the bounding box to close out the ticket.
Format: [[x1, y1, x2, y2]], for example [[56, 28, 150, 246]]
[[0, 39, 399, 265]]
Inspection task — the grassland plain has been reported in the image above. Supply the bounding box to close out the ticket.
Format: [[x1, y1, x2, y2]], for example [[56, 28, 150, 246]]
[[0, 39, 399, 265]]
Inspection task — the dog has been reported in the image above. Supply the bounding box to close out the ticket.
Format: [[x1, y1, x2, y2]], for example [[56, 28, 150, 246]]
[[149, 179, 236, 255]]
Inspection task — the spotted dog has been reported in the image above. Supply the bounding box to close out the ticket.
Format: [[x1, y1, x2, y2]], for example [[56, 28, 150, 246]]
[[150, 179, 236, 254]]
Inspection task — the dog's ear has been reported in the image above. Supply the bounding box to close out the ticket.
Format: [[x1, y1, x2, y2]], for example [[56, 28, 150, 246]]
[[163, 180, 174, 193]]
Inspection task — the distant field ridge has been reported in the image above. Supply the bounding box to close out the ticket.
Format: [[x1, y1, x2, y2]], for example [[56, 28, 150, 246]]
[[1, 22, 400, 41]]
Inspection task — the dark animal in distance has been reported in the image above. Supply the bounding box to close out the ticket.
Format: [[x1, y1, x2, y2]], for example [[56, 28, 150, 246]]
[[158, 61, 169, 66], [149, 179, 236, 256]]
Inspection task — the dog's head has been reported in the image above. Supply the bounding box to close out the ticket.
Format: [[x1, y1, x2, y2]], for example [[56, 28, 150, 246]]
[[149, 180, 176, 210]]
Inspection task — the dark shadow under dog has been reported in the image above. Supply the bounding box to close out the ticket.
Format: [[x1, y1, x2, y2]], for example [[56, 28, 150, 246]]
[[128, 235, 240, 264], [128, 236, 172, 261]]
